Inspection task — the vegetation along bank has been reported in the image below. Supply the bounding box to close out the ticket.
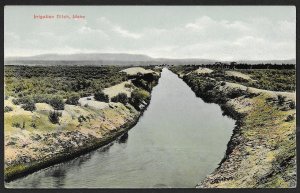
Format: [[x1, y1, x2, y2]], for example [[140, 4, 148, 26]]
[[4, 65, 162, 182], [170, 65, 296, 188]]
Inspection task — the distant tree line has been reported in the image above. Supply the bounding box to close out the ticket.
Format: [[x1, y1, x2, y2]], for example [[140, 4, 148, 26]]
[[204, 62, 295, 70], [160, 62, 295, 70]]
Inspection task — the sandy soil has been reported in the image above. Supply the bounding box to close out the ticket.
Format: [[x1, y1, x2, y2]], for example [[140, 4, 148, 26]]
[[78, 96, 109, 109], [103, 81, 134, 98], [194, 67, 214, 74], [225, 71, 253, 81], [224, 82, 295, 101], [121, 67, 155, 75]]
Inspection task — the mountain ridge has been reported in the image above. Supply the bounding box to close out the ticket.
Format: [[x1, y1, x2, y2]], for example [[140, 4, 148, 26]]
[[5, 53, 296, 65]]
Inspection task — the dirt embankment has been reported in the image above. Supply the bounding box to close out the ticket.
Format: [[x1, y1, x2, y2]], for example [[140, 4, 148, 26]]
[[4, 69, 161, 182], [5, 102, 140, 182], [171, 69, 296, 188]]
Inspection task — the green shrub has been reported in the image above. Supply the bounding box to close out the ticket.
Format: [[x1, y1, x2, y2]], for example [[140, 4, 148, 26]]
[[289, 101, 295, 109], [4, 106, 13, 113], [132, 78, 150, 91], [79, 92, 92, 98], [12, 122, 21, 128], [66, 94, 80, 105], [204, 82, 215, 92], [226, 88, 247, 99], [277, 95, 286, 106], [94, 91, 109, 102], [21, 100, 36, 111], [129, 88, 150, 110], [124, 83, 133, 88], [12, 121, 25, 129], [111, 93, 128, 104], [49, 96, 64, 110], [30, 122, 36, 128], [32, 95, 51, 103], [12, 97, 30, 105], [48, 111, 62, 124], [78, 115, 86, 123], [286, 115, 295, 122]]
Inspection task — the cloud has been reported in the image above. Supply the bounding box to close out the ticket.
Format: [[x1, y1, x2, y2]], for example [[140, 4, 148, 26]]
[[78, 26, 96, 34], [137, 16, 295, 60], [112, 26, 142, 39], [97, 16, 142, 39], [4, 14, 295, 60], [185, 16, 250, 33]]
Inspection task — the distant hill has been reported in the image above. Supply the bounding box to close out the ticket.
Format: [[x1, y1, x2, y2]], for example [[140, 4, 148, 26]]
[[5, 53, 153, 62], [4, 53, 295, 66], [235, 59, 296, 65]]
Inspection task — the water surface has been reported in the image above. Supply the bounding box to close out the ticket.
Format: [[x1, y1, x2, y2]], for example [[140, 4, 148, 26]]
[[6, 68, 235, 188]]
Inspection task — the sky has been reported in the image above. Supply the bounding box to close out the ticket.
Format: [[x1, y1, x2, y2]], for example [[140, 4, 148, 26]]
[[4, 6, 296, 60]]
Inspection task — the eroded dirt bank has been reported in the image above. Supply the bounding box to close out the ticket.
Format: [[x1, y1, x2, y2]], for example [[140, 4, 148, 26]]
[[170, 67, 296, 188]]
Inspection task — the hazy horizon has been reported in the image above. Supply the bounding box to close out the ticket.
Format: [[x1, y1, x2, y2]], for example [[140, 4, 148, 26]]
[[4, 52, 296, 62]]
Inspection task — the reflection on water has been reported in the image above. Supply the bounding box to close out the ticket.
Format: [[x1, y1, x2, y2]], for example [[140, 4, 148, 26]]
[[6, 68, 235, 188], [12, 141, 118, 188], [117, 132, 129, 144]]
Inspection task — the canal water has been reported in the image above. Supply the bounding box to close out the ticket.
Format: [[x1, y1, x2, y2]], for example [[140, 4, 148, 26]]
[[6, 68, 235, 188]]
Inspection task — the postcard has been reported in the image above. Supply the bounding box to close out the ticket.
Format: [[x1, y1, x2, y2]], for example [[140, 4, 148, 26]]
[[3, 5, 296, 189]]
